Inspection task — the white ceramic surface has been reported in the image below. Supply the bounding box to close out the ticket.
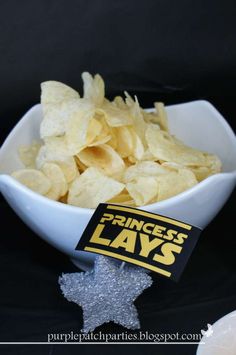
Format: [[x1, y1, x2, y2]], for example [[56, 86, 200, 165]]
[[197, 310, 236, 355], [0, 101, 236, 270]]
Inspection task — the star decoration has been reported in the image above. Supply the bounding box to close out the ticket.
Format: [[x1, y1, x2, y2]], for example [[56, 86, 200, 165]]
[[59, 255, 152, 333]]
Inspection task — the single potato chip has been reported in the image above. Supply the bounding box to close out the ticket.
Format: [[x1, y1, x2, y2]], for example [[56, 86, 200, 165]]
[[125, 92, 147, 145], [88, 135, 111, 147], [162, 161, 212, 182], [41, 81, 79, 106], [43, 136, 70, 155], [87, 115, 111, 147], [107, 190, 135, 206], [113, 96, 127, 110], [205, 153, 222, 174], [154, 102, 169, 131], [86, 117, 103, 145], [65, 107, 95, 154], [189, 166, 212, 182], [59, 193, 68, 204], [161, 162, 184, 170], [146, 125, 207, 166], [130, 128, 144, 160], [40, 99, 83, 139], [40, 81, 80, 138], [11, 169, 51, 195], [142, 103, 168, 131], [126, 177, 158, 206], [106, 127, 118, 149], [77, 144, 125, 176], [68, 167, 125, 208], [124, 161, 169, 183], [141, 148, 157, 161], [97, 99, 133, 127], [74, 156, 88, 173], [41, 163, 68, 200], [18, 141, 41, 168], [82, 72, 105, 107], [188, 154, 221, 182], [36, 145, 77, 183], [156, 169, 197, 202], [113, 126, 134, 158]]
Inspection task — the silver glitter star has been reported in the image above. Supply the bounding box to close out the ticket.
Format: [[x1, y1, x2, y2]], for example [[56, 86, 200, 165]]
[[59, 255, 152, 333]]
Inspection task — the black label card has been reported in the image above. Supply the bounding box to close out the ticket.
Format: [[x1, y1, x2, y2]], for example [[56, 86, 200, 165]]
[[76, 203, 201, 281]]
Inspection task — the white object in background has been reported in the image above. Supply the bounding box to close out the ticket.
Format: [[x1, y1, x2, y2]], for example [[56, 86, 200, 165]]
[[197, 311, 236, 355], [0, 101, 236, 270]]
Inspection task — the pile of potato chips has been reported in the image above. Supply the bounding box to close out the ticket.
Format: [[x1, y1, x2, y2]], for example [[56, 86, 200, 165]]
[[12, 72, 222, 208]]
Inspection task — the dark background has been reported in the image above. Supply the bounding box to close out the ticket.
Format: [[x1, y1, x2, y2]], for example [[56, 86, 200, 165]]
[[0, 1, 235, 354]]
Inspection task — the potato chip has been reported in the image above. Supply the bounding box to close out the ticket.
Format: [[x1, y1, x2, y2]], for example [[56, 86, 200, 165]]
[[156, 169, 197, 202], [125, 92, 147, 144], [146, 125, 207, 166], [36, 145, 77, 183], [12, 169, 51, 195], [97, 99, 133, 127], [107, 190, 131, 203], [87, 115, 111, 147], [41, 81, 79, 105], [40, 81, 80, 138], [154, 102, 169, 131], [188, 166, 212, 182], [59, 193, 68, 204], [142, 111, 159, 126], [188, 154, 221, 182], [49, 158, 77, 184], [113, 96, 127, 110], [205, 153, 222, 174], [106, 128, 118, 149], [130, 129, 144, 160], [82, 72, 105, 107], [88, 135, 111, 147], [74, 156, 88, 173], [65, 107, 95, 154], [43, 136, 69, 155], [123, 157, 133, 167], [77, 144, 125, 176], [40, 100, 79, 138], [124, 161, 169, 183], [126, 177, 159, 206], [107, 190, 135, 206], [141, 148, 157, 161], [18, 141, 42, 168], [68, 167, 125, 208], [162, 161, 210, 182], [59, 194, 68, 203], [113, 126, 134, 158], [86, 117, 103, 145], [142, 103, 168, 131], [41, 163, 68, 200], [161, 162, 184, 171]]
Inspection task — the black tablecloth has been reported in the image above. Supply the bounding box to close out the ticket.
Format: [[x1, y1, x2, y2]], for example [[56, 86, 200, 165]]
[[0, 1, 236, 354]]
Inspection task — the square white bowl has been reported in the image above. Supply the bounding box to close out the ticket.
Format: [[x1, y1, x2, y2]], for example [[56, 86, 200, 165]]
[[0, 100, 235, 270]]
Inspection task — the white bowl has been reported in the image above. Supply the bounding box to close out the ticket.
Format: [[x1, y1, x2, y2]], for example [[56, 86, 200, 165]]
[[0, 101, 236, 270], [197, 310, 236, 355]]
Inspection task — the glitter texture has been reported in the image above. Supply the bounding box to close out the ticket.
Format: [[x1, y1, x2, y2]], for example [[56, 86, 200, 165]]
[[59, 255, 153, 333]]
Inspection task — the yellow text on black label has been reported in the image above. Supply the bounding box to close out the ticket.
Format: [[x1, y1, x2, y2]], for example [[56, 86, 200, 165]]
[[76, 204, 201, 281]]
